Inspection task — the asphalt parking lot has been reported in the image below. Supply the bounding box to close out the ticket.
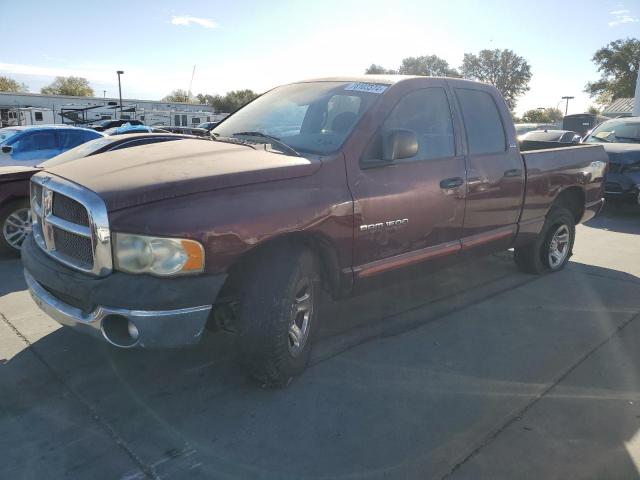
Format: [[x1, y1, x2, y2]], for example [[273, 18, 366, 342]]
[[1, 207, 640, 480]]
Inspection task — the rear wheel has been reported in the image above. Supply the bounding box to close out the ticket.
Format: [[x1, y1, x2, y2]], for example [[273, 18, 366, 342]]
[[0, 199, 31, 254], [514, 206, 575, 274], [236, 244, 321, 387]]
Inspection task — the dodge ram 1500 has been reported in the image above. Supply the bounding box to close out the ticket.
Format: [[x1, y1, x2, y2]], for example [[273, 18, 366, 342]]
[[22, 76, 607, 386]]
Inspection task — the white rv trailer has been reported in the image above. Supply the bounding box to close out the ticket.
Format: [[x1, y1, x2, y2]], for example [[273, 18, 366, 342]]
[[0, 91, 220, 128], [1, 107, 56, 126]]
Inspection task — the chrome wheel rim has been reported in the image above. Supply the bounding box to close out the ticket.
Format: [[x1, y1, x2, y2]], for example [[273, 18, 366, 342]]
[[548, 224, 570, 269], [288, 282, 313, 357], [2, 207, 31, 250]]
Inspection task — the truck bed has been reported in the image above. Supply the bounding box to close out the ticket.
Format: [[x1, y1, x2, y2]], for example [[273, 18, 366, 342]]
[[520, 144, 607, 226]]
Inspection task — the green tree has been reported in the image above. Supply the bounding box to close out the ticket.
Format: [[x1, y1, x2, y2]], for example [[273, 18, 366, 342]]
[[162, 89, 193, 103], [587, 105, 601, 115], [398, 55, 459, 77], [585, 38, 640, 104], [461, 49, 532, 110], [41, 76, 93, 96], [521, 107, 563, 123], [0, 76, 28, 93], [365, 64, 396, 74], [197, 89, 259, 113], [365, 55, 457, 76]]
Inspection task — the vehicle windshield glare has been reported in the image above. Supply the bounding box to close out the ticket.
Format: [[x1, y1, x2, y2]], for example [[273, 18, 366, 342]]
[[585, 120, 640, 144], [212, 81, 385, 154], [0, 129, 20, 144]]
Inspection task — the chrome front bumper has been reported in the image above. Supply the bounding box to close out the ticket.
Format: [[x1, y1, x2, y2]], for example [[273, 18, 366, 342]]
[[25, 270, 212, 348]]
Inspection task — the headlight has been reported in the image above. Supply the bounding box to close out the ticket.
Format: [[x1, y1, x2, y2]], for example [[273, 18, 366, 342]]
[[113, 233, 205, 276]]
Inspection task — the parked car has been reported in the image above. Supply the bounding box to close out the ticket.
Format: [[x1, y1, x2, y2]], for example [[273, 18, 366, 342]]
[[514, 123, 557, 136], [0, 133, 199, 252], [103, 124, 171, 136], [89, 119, 144, 131], [155, 125, 209, 137], [22, 76, 606, 387], [0, 126, 104, 167], [583, 116, 640, 205], [519, 129, 581, 143], [563, 113, 609, 137]]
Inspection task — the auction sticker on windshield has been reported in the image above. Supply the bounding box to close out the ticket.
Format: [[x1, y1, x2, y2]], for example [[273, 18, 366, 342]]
[[344, 82, 388, 94]]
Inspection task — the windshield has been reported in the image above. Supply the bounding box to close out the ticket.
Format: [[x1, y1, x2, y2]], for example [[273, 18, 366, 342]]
[[585, 120, 640, 143], [39, 136, 115, 167], [212, 81, 385, 154], [0, 129, 19, 144]]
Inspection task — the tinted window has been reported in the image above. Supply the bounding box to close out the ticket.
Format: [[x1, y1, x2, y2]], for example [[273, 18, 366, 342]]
[[59, 130, 85, 149], [456, 88, 506, 155], [34, 112, 43, 121], [363, 88, 455, 164], [22, 131, 57, 151]]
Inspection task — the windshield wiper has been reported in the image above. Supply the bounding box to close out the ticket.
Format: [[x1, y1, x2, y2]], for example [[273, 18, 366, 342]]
[[588, 136, 610, 143], [231, 131, 300, 157], [210, 134, 256, 149]]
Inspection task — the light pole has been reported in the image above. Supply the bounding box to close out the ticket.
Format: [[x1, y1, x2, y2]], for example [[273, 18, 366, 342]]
[[116, 70, 124, 119], [561, 96, 574, 116]]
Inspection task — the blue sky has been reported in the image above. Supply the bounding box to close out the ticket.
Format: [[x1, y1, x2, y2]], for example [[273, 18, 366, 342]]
[[1, 0, 638, 114]]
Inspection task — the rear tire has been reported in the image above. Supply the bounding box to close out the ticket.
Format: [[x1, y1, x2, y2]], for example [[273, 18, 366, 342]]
[[0, 199, 31, 255], [236, 244, 321, 388], [514, 206, 575, 274]]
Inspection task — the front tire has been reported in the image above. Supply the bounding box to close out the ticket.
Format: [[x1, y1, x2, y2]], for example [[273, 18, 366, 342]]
[[0, 199, 31, 254], [514, 206, 575, 274], [237, 244, 321, 387]]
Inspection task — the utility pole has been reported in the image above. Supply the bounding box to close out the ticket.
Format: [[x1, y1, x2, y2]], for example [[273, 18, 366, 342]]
[[633, 62, 640, 117], [561, 96, 574, 116], [116, 70, 124, 119], [103, 90, 106, 98]]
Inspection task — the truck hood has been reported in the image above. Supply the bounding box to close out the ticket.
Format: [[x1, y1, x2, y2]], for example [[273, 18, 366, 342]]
[[601, 143, 640, 166], [45, 139, 321, 211]]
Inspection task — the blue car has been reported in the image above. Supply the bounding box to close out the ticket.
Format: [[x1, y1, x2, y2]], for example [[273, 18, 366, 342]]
[[0, 126, 104, 167]]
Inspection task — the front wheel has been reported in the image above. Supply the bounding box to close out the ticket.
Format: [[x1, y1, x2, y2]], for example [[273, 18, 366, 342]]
[[0, 199, 31, 254], [514, 206, 575, 274], [236, 244, 321, 387]]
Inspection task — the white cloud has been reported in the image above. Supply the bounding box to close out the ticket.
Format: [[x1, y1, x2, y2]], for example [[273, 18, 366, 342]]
[[170, 15, 218, 29], [608, 9, 638, 26]]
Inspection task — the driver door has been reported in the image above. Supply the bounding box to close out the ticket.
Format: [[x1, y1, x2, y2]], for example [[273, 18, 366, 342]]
[[347, 82, 466, 282]]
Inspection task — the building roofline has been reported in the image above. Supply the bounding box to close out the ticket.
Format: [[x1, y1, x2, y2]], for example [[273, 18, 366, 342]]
[[0, 91, 208, 107]]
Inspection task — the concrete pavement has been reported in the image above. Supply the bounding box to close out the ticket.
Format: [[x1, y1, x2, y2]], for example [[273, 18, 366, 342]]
[[1, 207, 639, 479]]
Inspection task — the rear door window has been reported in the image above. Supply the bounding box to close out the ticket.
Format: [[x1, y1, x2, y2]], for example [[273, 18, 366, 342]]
[[59, 130, 85, 149], [455, 88, 506, 155]]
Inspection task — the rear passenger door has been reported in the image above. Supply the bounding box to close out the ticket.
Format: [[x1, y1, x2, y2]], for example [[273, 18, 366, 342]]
[[348, 83, 467, 280], [453, 87, 525, 252]]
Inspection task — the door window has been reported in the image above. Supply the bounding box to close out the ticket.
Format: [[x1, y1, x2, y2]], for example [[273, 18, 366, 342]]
[[21, 131, 57, 151], [455, 88, 506, 155], [59, 131, 85, 149], [362, 88, 455, 164]]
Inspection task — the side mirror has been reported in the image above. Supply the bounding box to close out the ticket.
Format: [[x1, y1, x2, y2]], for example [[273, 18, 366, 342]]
[[382, 129, 418, 161], [1, 145, 12, 155]]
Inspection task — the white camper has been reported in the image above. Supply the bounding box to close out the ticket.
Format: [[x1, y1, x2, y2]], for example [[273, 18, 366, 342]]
[[1, 107, 55, 127]]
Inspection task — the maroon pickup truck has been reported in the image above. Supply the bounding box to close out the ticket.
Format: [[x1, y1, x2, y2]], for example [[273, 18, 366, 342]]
[[22, 76, 607, 386]]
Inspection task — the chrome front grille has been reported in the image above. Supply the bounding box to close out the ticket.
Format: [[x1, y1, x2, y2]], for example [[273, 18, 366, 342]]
[[52, 194, 90, 226], [30, 173, 113, 276]]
